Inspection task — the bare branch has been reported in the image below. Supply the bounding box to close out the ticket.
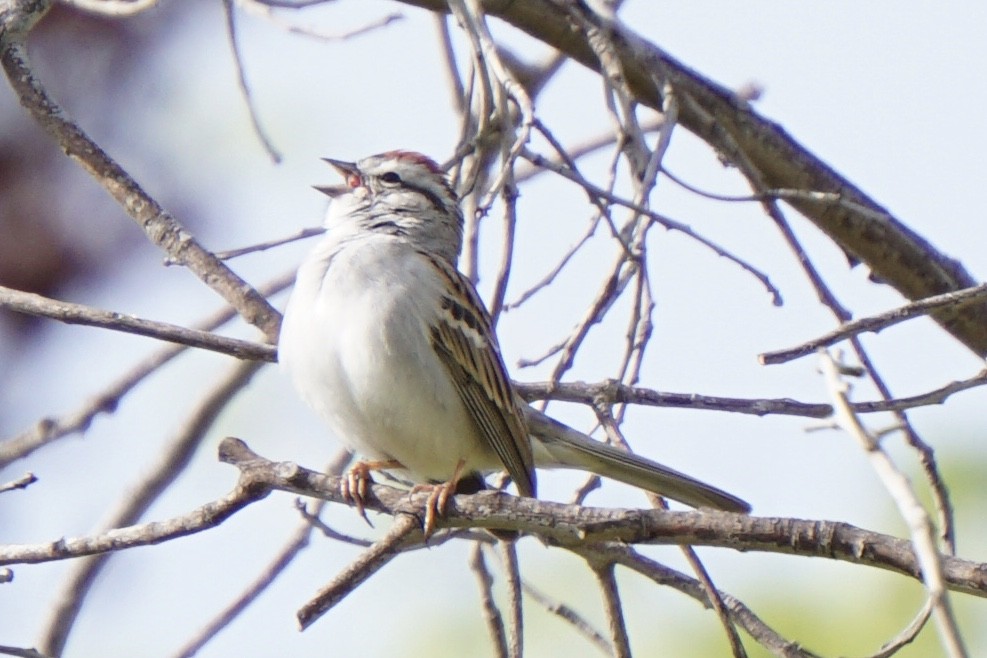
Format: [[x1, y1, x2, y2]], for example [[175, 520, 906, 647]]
[[239, 1, 403, 41], [223, 0, 282, 162], [0, 22, 281, 341], [0, 646, 52, 658], [819, 351, 967, 657], [761, 284, 987, 365], [469, 543, 509, 658], [518, 381, 834, 418], [397, 0, 987, 355], [296, 515, 421, 630], [583, 543, 824, 658], [0, 472, 37, 494], [39, 361, 264, 658], [0, 272, 293, 469], [589, 563, 630, 658], [0, 285, 276, 363], [7, 440, 987, 601], [520, 579, 610, 655], [499, 540, 524, 658], [60, 0, 159, 17]]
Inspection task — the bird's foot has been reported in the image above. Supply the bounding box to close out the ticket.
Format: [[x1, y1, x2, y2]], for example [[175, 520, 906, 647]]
[[411, 459, 467, 537], [340, 459, 402, 525]]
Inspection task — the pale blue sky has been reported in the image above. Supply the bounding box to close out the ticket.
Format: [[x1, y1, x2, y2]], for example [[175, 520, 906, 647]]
[[2, 2, 986, 655]]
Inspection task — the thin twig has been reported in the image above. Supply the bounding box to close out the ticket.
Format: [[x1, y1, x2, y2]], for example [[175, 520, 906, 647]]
[[294, 497, 373, 547], [488, 171, 518, 324], [503, 215, 601, 311], [865, 598, 933, 658], [661, 167, 901, 225], [819, 350, 967, 657], [201, 226, 324, 262], [761, 284, 987, 365], [589, 563, 630, 658], [520, 580, 611, 655], [0, 646, 51, 658], [579, 543, 824, 658], [223, 0, 282, 162], [0, 472, 37, 494], [433, 13, 466, 113], [469, 543, 509, 658], [678, 539, 747, 657], [173, 449, 353, 657], [531, 118, 626, 246], [499, 540, 524, 658], [522, 149, 782, 305], [239, 0, 402, 41], [175, 526, 312, 658], [848, 334, 959, 560], [296, 515, 421, 630], [172, 502, 320, 658]]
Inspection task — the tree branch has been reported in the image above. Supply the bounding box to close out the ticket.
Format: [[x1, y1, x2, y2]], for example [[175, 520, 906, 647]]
[[397, 0, 987, 357], [5, 438, 987, 601], [0, 9, 281, 342], [761, 284, 987, 365], [0, 285, 276, 363]]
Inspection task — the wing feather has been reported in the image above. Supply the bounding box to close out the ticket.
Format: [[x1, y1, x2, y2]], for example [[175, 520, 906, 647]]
[[423, 252, 536, 497]]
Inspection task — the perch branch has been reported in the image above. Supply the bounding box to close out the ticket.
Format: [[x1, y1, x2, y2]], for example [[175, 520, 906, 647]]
[[5, 439, 987, 601]]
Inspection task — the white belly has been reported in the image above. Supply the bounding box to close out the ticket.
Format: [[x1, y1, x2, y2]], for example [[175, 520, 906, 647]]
[[279, 236, 497, 483]]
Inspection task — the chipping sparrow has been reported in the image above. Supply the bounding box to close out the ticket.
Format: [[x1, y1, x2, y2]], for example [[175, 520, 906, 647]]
[[278, 151, 750, 533]]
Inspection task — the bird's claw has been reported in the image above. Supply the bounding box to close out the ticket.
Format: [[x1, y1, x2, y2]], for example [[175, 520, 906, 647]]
[[411, 481, 456, 538], [340, 462, 374, 526]]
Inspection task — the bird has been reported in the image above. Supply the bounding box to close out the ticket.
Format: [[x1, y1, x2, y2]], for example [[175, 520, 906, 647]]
[[278, 150, 750, 534]]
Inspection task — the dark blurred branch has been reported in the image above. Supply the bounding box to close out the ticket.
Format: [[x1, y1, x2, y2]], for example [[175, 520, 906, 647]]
[[0, 3, 282, 342], [0, 645, 52, 658], [398, 0, 987, 356], [39, 360, 264, 658]]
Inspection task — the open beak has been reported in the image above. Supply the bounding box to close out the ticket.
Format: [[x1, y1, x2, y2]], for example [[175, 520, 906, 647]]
[[313, 157, 359, 198]]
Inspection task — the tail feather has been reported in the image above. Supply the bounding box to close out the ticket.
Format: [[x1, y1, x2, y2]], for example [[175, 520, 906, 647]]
[[524, 408, 751, 514]]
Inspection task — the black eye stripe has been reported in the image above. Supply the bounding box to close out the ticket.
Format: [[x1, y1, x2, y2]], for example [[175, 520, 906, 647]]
[[403, 181, 452, 214]]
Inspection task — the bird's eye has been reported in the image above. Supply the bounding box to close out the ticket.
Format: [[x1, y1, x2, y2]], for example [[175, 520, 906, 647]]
[[380, 171, 401, 184]]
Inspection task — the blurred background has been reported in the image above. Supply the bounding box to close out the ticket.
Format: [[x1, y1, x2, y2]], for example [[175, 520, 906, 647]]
[[2, 1, 986, 655]]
